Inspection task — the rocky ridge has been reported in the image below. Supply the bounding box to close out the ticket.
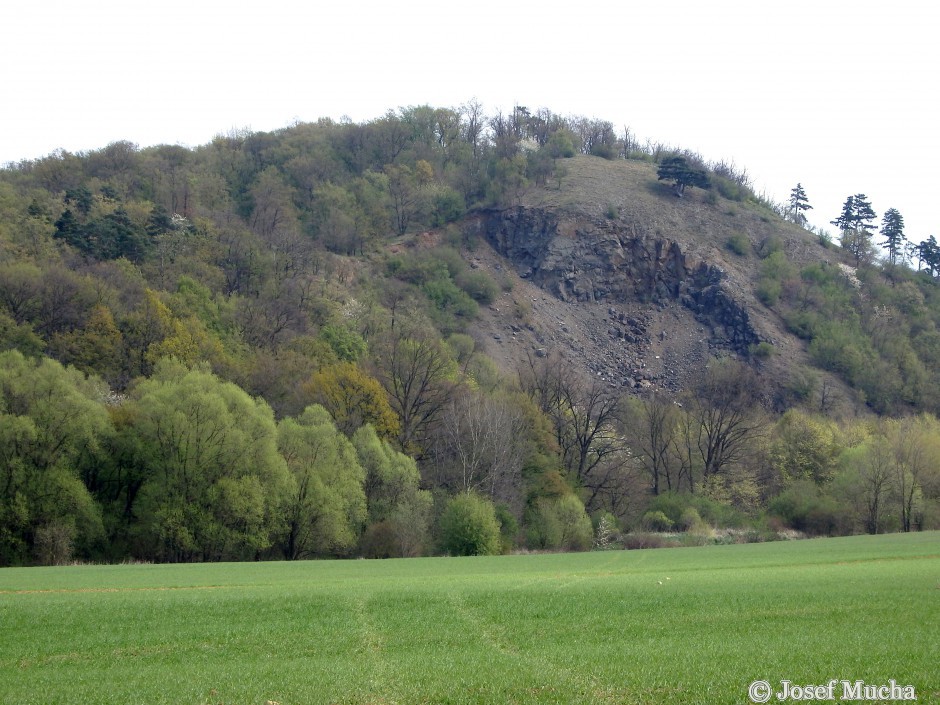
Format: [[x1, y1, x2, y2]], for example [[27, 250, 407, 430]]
[[464, 206, 773, 395]]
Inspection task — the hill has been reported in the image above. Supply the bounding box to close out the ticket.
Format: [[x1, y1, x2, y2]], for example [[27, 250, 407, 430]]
[[1, 105, 939, 566]]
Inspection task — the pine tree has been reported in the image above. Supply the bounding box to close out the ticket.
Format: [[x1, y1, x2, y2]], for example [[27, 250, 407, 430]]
[[656, 156, 710, 198], [879, 208, 906, 265], [831, 195, 856, 232], [831, 193, 877, 266], [916, 236, 939, 276], [851, 194, 876, 232], [787, 183, 812, 225]]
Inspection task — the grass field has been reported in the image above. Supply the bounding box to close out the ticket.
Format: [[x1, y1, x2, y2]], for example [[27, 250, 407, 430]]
[[1, 533, 938, 705]]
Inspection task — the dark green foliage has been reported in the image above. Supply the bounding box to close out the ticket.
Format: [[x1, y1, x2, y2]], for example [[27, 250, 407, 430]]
[[831, 193, 877, 266], [656, 155, 710, 198], [431, 188, 465, 226], [787, 183, 812, 225], [879, 208, 905, 265]]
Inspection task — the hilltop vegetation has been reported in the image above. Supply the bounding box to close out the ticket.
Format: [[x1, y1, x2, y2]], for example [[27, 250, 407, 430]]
[[1, 104, 940, 566]]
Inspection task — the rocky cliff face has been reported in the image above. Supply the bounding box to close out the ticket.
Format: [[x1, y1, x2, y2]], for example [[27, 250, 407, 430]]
[[482, 207, 761, 355]]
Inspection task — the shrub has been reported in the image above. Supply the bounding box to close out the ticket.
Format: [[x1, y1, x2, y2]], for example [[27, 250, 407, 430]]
[[641, 510, 674, 532], [456, 270, 498, 305], [749, 342, 775, 359], [756, 235, 784, 259], [438, 493, 501, 556], [622, 532, 675, 550], [713, 175, 750, 202], [526, 495, 594, 551], [494, 504, 519, 554], [647, 492, 748, 530], [725, 233, 749, 256], [757, 278, 781, 306], [678, 507, 704, 532], [431, 189, 466, 226], [768, 481, 850, 537]]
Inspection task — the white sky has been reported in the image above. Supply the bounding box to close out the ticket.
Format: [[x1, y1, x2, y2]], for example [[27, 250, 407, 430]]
[[3, 0, 938, 241]]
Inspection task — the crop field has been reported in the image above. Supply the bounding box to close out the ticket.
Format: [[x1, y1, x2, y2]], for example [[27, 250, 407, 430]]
[[1, 533, 938, 705]]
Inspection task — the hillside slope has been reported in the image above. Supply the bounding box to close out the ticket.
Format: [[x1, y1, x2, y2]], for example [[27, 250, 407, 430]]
[[453, 156, 847, 407]]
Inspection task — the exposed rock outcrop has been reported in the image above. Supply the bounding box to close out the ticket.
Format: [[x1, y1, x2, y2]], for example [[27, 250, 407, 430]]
[[482, 206, 760, 355]]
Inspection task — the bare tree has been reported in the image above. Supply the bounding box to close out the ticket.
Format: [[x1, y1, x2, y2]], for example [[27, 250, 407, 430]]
[[373, 324, 456, 455], [684, 360, 766, 483], [520, 353, 628, 508], [430, 389, 529, 511], [624, 395, 686, 495]]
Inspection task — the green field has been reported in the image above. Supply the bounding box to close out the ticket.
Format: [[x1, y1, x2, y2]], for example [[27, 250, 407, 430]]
[[1, 533, 938, 705]]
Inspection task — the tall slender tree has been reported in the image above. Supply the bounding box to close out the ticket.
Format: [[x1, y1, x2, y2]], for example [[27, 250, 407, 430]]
[[787, 183, 813, 225], [879, 208, 906, 265]]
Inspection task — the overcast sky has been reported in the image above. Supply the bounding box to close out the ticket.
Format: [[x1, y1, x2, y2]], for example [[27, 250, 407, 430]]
[[4, 0, 938, 241]]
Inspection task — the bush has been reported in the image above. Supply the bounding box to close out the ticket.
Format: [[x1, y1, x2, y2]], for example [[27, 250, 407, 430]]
[[749, 342, 775, 359], [647, 492, 747, 529], [641, 510, 674, 532], [713, 175, 750, 202], [756, 235, 784, 259], [526, 495, 594, 551], [622, 532, 675, 550], [318, 324, 367, 362], [456, 270, 498, 305], [494, 504, 519, 553], [431, 189, 466, 226], [768, 481, 850, 537], [725, 233, 749, 256], [438, 493, 502, 556]]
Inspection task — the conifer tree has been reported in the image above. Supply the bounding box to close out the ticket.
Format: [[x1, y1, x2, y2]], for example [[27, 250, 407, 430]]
[[831, 193, 877, 266], [787, 183, 812, 225], [656, 156, 710, 198], [879, 208, 906, 265]]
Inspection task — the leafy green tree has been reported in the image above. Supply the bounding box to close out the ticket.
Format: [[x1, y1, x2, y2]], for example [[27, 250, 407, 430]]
[[126, 360, 293, 561], [352, 424, 431, 557], [656, 156, 710, 198], [768, 409, 840, 487], [438, 492, 502, 556], [277, 406, 367, 558], [879, 208, 906, 265], [0, 351, 110, 565], [303, 363, 400, 440]]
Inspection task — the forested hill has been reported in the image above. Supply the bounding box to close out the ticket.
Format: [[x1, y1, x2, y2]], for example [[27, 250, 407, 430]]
[[1, 104, 939, 567]]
